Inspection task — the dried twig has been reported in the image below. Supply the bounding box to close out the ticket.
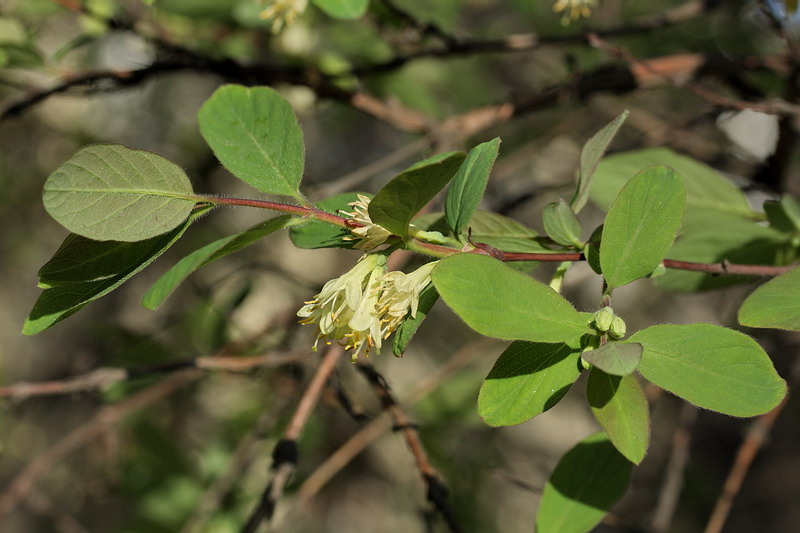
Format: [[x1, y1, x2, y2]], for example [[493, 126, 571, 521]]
[[240, 345, 344, 533]]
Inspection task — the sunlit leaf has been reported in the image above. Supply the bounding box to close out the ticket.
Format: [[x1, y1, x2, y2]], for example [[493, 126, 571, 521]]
[[445, 138, 500, 236], [587, 370, 649, 464], [43, 145, 197, 242], [739, 267, 800, 332]]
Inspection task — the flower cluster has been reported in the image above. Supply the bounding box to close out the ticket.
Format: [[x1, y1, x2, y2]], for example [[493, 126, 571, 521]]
[[258, 0, 308, 32], [297, 255, 437, 362], [552, 0, 597, 24], [340, 194, 393, 250]]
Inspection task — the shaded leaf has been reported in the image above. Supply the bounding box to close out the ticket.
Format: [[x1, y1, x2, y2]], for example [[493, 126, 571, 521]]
[[312, 0, 369, 19], [764, 195, 800, 234], [739, 267, 800, 331], [431, 254, 591, 343], [587, 370, 649, 464], [581, 342, 642, 376], [290, 192, 366, 249], [543, 199, 583, 247], [536, 432, 633, 533], [142, 215, 296, 310], [600, 166, 685, 289], [479, 341, 582, 426], [392, 284, 439, 356], [43, 145, 197, 242], [198, 85, 305, 199], [445, 138, 500, 236], [571, 110, 629, 214], [369, 152, 465, 237], [24, 207, 212, 335], [630, 324, 786, 416]]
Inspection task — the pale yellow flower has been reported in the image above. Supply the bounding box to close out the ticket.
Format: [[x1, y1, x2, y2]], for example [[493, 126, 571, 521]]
[[377, 261, 437, 338], [297, 254, 387, 361], [341, 194, 393, 250], [259, 0, 308, 32], [552, 0, 597, 24]]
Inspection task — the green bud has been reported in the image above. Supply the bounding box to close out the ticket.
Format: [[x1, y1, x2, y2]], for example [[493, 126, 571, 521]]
[[609, 316, 627, 339], [592, 306, 614, 332], [580, 353, 592, 370], [648, 263, 667, 278]]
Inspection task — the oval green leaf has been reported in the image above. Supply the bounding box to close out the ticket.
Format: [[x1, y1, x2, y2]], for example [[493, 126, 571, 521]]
[[581, 342, 642, 376], [543, 199, 583, 248], [142, 215, 296, 310], [43, 145, 197, 242], [536, 432, 633, 533], [478, 341, 582, 426], [630, 324, 786, 416], [739, 267, 800, 331], [311, 0, 369, 19], [445, 137, 500, 237], [198, 85, 305, 199], [600, 166, 685, 289], [369, 152, 465, 237], [431, 254, 591, 343], [587, 370, 649, 464]]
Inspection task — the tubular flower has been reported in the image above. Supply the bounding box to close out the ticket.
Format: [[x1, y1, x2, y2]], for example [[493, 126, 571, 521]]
[[552, 0, 597, 24], [259, 0, 308, 32], [377, 261, 437, 339], [341, 194, 393, 250], [297, 254, 387, 362]]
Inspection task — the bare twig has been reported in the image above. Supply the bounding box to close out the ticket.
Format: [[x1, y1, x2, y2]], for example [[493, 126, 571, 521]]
[[703, 355, 800, 533], [650, 403, 698, 533], [240, 345, 344, 533], [357, 363, 462, 533], [0, 370, 201, 517], [286, 339, 496, 516], [0, 351, 310, 400]]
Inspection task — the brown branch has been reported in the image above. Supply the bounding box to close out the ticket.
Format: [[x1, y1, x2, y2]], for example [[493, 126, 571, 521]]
[[354, 0, 709, 76], [650, 403, 698, 533], [240, 345, 344, 533], [0, 351, 310, 400], [587, 33, 800, 118], [282, 339, 496, 524], [0, 370, 201, 518], [702, 355, 800, 533], [357, 363, 462, 533]]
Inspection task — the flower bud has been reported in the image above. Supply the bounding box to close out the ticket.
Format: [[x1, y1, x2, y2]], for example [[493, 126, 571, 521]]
[[592, 306, 614, 333], [609, 316, 627, 339]]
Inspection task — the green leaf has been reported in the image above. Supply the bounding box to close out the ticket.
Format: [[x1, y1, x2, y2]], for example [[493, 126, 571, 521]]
[[142, 215, 296, 310], [571, 110, 629, 214], [600, 166, 685, 289], [543, 199, 583, 248], [466, 210, 550, 253], [43, 145, 197, 242], [764, 195, 800, 234], [431, 254, 591, 343], [658, 212, 787, 292], [369, 152, 465, 237], [739, 267, 800, 331], [311, 0, 369, 19], [587, 370, 649, 464], [198, 85, 305, 199], [392, 284, 439, 356], [23, 207, 212, 335], [590, 148, 755, 220], [630, 324, 786, 416], [290, 192, 366, 249], [445, 138, 500, 236], [581, 342, 642, 376], [478, 341, 582, 426], [536, 432, 633, 533]]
